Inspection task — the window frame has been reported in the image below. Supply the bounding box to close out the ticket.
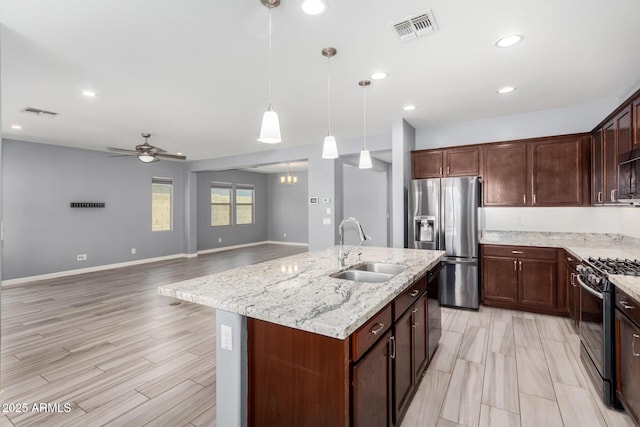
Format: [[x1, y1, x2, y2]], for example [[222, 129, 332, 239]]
[[235, 184, 255, 225], [151, 177, 173, 232], [210, 182, 233, 227]]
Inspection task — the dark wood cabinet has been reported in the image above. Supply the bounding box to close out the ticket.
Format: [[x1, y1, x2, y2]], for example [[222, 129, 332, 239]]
[[413, 294, 429, 379], [483, 142, 528, 206], [592, 129, 604, 204], [412, 146, 480, 179], [615, 288, 640, 425], [412, 150, 444, 178], [393, 308, 414, 422], [481, 245, 562, 315], [634, 95, 640, 146], [530, 135, 590, 206], [353, 330, 392, 427], [562, 252, 580, 329]]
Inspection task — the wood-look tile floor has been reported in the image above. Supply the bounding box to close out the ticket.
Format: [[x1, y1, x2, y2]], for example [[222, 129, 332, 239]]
[[403, 307, 637, 427], [1, 244, 306, 426], [1, 245, 636, 426]]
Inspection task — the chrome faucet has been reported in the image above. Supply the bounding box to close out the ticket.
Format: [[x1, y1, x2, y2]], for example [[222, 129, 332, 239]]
[[338, 217, 370, 267]]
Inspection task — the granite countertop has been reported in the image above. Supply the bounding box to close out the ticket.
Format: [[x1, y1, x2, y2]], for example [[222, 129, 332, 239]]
[[158, 246, 445, 340], [480, 230, 640, 304]]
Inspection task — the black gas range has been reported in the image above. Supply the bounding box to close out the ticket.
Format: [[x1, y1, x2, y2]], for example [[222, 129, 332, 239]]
[[576, 256, 640, 408]]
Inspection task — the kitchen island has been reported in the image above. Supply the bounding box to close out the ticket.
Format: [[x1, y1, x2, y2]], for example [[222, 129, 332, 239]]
[[158, 246, 444, 427]]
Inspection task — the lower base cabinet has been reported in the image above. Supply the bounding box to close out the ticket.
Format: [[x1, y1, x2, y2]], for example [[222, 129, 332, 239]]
[[615, 289, 640, 425]]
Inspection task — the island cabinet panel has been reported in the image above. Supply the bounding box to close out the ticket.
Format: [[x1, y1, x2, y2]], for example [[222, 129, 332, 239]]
[[615, 288, 640, 425], [247, 319, 350, 427], [353, 330, 392, 427], [351, 305, 392, 361], [482, 142, 528, 206], [413, 294, 429, 379], [393, 308, 414, 422], [481, 245, 563, 316]]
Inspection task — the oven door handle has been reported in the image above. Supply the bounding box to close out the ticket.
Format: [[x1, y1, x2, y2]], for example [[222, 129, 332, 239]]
[[577, 274, 604, 300]]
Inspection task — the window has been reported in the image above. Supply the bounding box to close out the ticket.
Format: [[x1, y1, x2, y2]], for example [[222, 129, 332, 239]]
[[152, 177, 173, 231], [211, 182, 232, 226], [236, 185, 255, 225]]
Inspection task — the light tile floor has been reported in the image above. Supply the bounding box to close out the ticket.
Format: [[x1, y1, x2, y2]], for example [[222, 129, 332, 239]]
[[403, 306, 636, 427]]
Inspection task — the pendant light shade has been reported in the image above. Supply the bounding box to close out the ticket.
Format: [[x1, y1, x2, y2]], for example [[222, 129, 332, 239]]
[[321, 47, 338, 159], [322, 135, 338, 159], [358, 79, 372, 169], [259, 108, 281, 143], [258, 1, 282, 144]]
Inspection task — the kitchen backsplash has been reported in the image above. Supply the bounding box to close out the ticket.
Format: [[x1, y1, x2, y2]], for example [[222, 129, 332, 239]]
[[481, 207, 640, 237]]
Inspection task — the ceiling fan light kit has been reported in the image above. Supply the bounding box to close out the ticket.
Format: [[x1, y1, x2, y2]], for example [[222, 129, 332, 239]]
[[258, 0, 282, 144], [107, 133, 186, 163]]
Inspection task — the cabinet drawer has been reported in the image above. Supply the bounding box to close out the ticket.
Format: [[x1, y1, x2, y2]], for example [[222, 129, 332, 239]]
[[351, 304, 392, 362], [482, 245, 557, 261], [616, 288, 640, 326], [393, 274, 428, 321]]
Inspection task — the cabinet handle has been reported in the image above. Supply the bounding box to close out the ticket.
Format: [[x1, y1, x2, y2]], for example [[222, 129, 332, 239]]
[[513, 260, 517, 271], [439, 167, 443, 176], [620, 301, 635, 310], [410, 289, 420, 297], [633, 334, 640, 357], [570, 273, 576, 287], [446, 166, 450, 175], [567, 257, 574, 262], [390, 336, 396, 359], [370, 322, 385, 335], [523, 194, 527, 204], [533, 194, 537, 205], [519, 260, 522, 271], [611, 189, 617, 202], [598, 191, 603, 203], [511, 250, 524, 254], [412, 307, 419, 314]]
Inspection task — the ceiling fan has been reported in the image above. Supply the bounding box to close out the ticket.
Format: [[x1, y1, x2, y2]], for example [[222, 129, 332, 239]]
[[108, 133, 186, 163]]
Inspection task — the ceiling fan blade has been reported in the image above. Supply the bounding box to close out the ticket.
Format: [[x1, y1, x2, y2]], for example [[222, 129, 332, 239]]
[[108, 154, 136, 158], [154, 146, 167, 153], [157, 153, 187, 160], [107, 147, 138, 154]]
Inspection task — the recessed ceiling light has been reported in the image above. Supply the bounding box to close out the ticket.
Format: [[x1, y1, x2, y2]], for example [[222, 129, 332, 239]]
[[370, 72, 387, 80], [301, 0, 327, 15], [497, 86, 516, 94], [403, 105, 416, 111], [82, 90, 96, 97], [495, 34, 523, 48], [11, 124, 22, 130]]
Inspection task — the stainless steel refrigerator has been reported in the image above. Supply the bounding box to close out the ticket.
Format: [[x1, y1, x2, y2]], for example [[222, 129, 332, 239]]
[[409, 177, 480, 310]]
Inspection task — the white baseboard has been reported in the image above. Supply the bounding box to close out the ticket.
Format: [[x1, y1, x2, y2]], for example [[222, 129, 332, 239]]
[[1, 253, 192, 287], [197, 240, 308, 255], [2, 241, 309, 287]]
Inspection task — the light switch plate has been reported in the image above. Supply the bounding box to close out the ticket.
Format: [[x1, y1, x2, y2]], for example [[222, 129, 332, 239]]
[[323, 217, 332, 225], [221, 324, 233, 351]]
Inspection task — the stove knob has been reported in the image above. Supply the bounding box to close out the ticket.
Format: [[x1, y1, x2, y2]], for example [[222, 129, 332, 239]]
[[588, 274, 601, 286], [586, 267, 595, 275], [577, 265, 585, 274]]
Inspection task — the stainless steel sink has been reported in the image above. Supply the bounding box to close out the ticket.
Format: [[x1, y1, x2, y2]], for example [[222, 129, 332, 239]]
[[351, 262, 406, 276], [330, 270, 394, 283]]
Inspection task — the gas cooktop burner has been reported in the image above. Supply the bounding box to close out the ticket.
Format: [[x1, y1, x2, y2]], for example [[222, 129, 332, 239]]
[[587, 257, 640, 276]]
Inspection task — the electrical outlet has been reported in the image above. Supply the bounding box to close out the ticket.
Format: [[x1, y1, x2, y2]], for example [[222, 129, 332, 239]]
[[77, 254, 87, 261], [218, 237, 222, 243], [131, 248, 136, 254]]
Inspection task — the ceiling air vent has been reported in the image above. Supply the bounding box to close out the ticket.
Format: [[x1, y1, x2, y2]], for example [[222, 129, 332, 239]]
[[392, 10, 438, 41], [22, 107, 59, 117]]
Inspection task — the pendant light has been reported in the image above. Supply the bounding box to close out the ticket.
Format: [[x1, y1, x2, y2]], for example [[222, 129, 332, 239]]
[[258, 0, 282, 144], [358, 80, 372, 169], [321, 47, 338, 159]]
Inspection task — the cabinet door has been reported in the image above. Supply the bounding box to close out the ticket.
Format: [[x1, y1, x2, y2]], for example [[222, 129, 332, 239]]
[[482, 256, 519, 304], [413, 295, 429, 380], [483, 143, 528, 206], [412, 151, 443, 178], [393, 308, 414, 423], [617, 106, 633, 159], [603, 120, 617, 203], [615, 310, 640, 424], [519, 259, 556, 309], [446, 146, 479, 177], [531, 136, 585, 206], [353, 330, 392, 427], [565, 262, 579, 327], [592, 129, 604, 204], [634, 97, 640, 146]]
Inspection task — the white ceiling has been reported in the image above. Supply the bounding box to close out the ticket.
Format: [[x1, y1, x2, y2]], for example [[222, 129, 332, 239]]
[[2, 0, 640, 161]]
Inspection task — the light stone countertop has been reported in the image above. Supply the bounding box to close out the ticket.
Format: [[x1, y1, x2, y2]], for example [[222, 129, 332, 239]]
[[158, 246, 445, 340], [480, 230, 640, 304]]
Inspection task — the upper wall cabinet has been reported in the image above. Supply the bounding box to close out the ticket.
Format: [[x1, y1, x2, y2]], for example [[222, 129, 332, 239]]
[[634, 95, 640, 146], [411, 146, 480, 179], [482, 134, 590, 207]]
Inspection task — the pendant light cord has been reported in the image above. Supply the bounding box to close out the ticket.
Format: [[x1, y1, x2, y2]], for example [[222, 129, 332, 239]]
[[362, 84, 367, 150], [327, 56, 332, 135], [268, 7, 273, 110]]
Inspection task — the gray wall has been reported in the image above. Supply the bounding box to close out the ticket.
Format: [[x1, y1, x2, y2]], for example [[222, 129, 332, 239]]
[[2, 139, 187, 280], [267, 171, 308, 244], [342, 164, 388, 247], [196, 170, 268, 251]]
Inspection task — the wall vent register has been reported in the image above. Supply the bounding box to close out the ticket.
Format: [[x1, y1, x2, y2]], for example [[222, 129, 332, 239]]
[[392, 10, 438, 41]]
